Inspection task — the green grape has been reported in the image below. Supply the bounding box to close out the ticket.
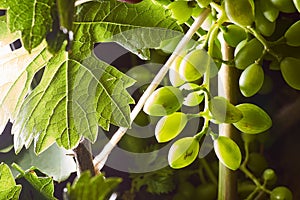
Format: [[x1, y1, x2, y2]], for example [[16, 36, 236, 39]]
[[179, 49, 210, 81], [155, 112, 188, 143], [255, 0, 276, 37], [284, 20, 300, 47], [169, 54, 186, 87], [133, 110, 150, 127], [270, 0, 296, 13], [214, 136, 242, 170], [168, 1, 193, 24], [209, 96, 243, 124], [195, 183, 217, 200], [235, 38, 264, 70], [234, 39, 248, 57], [259, 0, 279, 22], [143, 86, 184, 116], [280, 57, 300, 90], [293, 0, 300, 12], [179, 83, 204, 107], [233, 103, 272, 134], [270, 186, 293, 200], [168, 137, 199, 169], [222, 24, 247, 47], [224, 0, 255, 27], [247, 153, 268, 176], [263, 168, 277, 184], [239, 63, 264, 97]]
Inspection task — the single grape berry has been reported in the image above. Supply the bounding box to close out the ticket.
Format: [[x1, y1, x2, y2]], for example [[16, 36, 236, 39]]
[[168, 137, 199, 169], [143, 86, 184, 116], [270, 186, 293, 200], [239, 63, 264, 97], [224, 0, 255, 27], [179, 49, 210, 81], [155, 112, 188, 143]]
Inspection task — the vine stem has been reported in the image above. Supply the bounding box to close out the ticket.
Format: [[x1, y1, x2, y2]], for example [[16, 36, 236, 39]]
[[93, 8, 211, 171], [218, 37, 240, 200]]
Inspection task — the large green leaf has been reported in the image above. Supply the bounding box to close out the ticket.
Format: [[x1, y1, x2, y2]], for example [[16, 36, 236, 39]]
[[12, 43, 135, 154], [73, 0, 182, 60], [0, 43, 52, 135], [0, 163, 22, 200], [1, 0, 181, 155], [0, 16, 20, 48], [0, 0, 54, 51], [67, 171, 122, 200]]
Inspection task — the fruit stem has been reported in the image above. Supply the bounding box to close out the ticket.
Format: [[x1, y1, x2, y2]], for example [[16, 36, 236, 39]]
[[239, 140, 272, 196], [246, 27, 282, 62], [93, 8, 211, 172]]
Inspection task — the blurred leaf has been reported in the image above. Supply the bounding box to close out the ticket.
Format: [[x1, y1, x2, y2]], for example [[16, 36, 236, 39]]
[[0, 163, 21, 200], [67, 171, 122, 200]]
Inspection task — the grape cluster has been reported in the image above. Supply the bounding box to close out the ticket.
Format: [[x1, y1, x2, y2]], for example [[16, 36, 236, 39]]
[[139, 0, 298, 198]]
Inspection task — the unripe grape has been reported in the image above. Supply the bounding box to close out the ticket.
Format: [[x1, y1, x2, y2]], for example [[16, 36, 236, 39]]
[[255, 0, 276, 37], [179, 49, 210, 81], [169, 55, 185, 87], [143, 86, 184, 116], [155, 112, 188, 143], [285, 20, 300, 47], [233, 103, 272, 134], [214, 136, 242, 170], [179, 83, 204, 107], [270, 0, 296, 13], [280, 57, 300, 90], [270, 186, 293, 200], [168, 137, 199, 169], [209, 96, 243, 124], [239, 63, 264, 97], [235, 38, 264, 70], [224, 0, 255, 27], [168, 1, 193, 24], [222, 24, 247, 47]]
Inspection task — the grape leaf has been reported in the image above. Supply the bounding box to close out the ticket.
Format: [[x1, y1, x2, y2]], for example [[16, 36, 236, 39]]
[[0, 43, 52, 135], [12, 42, 135, 154], [67, 171, 122, 200], [2, 0, 182, 154], [0, 163, 22, 200], [12, 163, 56, 200], [73, 0, 182, 60], [0, 16, 20, 48], [0, 0, 54, 52]]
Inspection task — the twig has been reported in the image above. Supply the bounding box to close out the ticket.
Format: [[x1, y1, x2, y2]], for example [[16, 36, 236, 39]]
[[93, 8, 211, 172]]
